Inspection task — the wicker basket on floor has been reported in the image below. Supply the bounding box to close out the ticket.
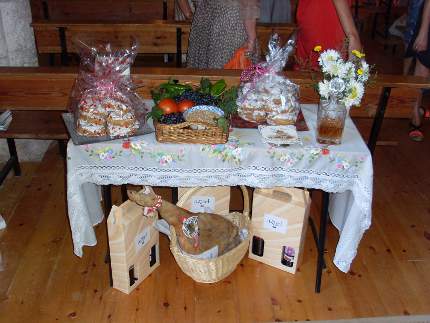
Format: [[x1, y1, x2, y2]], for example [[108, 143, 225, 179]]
[[154, 120, 229, 144], [170, 186, 250, 283]]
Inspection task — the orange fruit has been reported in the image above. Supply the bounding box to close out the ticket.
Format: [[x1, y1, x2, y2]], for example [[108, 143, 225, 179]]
[[158, 98, 178, 114], [177, 100, 195, 113]]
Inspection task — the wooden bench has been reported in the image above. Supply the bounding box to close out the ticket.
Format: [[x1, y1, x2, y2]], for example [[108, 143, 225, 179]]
[[31, 21, 296, 66], [30, 0, 176, 21], [0, 67, 72, 184], [0, 66, 427, 185]]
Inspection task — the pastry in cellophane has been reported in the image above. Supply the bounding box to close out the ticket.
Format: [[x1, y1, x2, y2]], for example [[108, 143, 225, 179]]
[[70, 40, 144, 138], [237, 34, 300, 126]]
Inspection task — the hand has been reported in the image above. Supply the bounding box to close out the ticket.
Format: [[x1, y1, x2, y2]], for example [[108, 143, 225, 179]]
[[244, 38, 256, 54], [184, 12, 193, 21], [348, 34, 363, 59], [414, 29, 429, 52]]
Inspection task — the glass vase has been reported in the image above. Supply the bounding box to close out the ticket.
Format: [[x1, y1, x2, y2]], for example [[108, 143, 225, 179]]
[[316, 97, 347, 145]]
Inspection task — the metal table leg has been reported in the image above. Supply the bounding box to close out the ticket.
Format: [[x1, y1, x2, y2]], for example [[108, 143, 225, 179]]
[[172, 187, 179, 204], [121, 185, 128, 202], [367, 87, 392, 155], [7, 138, 21, 176], [315, 191, 330, 293], [102, 185, 113, 287], [1, 138, 22, 185]]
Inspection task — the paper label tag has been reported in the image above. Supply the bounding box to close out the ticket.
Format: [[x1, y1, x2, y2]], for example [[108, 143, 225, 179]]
[[188, 245, 219, 260], [263, 214, 288, 234], [190, 196, 215, 213], [135, 227, 150, 252]]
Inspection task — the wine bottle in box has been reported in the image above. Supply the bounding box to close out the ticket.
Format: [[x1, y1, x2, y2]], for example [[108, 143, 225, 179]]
[[107, 200, 160, 294], [249, 187, 310, 274]]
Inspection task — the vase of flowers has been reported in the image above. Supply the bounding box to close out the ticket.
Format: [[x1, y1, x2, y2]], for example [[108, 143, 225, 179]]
[[314, 47, 370, 145]]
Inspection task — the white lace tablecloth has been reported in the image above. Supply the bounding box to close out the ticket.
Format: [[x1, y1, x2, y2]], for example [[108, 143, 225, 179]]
[[67, 104, 373, 273]]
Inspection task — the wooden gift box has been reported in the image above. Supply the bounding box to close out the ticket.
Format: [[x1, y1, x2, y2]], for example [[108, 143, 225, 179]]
[[248, 187, 311, 274], [178, 186, 231, 215], [107, 200, 160, 294]]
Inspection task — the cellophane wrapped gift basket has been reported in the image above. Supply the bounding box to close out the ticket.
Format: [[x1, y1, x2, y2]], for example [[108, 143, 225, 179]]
[[237, 34, 300, 126], [69, 40, 146, 138]]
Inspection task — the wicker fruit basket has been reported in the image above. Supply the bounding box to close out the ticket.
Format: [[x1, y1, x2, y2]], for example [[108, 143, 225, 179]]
[[170, 186, 250, 283], [154, 120, 229, 144]]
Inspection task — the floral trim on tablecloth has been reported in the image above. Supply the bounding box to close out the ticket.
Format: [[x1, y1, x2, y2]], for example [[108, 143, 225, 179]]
[[84, 146, 123, 161], [200, 136, 254, 165], [146, 149, 185, 166], [328, 152, 366, 171], [84, 139, 184, 166], [267, 147, 304, 167], [268, 146, 366, 171]]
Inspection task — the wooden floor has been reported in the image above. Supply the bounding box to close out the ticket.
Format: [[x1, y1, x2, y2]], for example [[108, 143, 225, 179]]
[[0, 118, 429, 323]]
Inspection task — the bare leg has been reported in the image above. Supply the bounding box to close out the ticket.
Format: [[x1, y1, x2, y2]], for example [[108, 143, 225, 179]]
[[403, 57, 414, 75], [412, 60, 429, 126]]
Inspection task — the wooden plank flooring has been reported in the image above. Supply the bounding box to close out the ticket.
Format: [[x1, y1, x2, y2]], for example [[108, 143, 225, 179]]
[[0, 119, 429, 322]]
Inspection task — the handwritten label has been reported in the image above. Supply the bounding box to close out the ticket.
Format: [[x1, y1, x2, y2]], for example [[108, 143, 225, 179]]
[[263, 214, 288, 234], [135, 227, 150, 252], [191, 196, 215, 213], [188, 245, 219, 260]]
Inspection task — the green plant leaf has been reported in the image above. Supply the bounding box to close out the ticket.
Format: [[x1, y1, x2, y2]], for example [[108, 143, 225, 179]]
[[217, 117, 229, 133], [210, 79, 227, 97], [147, 105, 164, 121], [218, 86, 238, 118], [199, 78, 212, 94]]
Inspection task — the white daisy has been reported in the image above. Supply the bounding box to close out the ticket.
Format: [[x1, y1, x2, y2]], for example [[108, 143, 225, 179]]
[[343, 61, 356, 81], [318, 49, 341, 68], [318, 80, 331, 99], [342, 80, 364, 108], [323, 60, 345, 77], [357, 61, 370, 83]]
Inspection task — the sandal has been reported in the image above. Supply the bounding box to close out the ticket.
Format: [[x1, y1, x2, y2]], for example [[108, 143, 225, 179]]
[[419, 106, 430, 119], [409, 122, 424, 142]]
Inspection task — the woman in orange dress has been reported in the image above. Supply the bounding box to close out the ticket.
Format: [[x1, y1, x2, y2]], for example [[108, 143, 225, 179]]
[[295, 0, 362, 69]]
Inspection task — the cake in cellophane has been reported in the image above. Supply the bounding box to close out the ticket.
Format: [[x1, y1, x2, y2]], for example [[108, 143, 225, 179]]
[[76, 94, 108, 136], [76, 93, 139, 137], [70, 39, 144, 138], [237, 34, 300, 126], [106, 98, 139, 137]]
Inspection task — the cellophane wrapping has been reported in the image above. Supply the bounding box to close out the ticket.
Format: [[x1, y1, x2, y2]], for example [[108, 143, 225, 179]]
[[237, 34, 300, 125], [69, 40, 145, 138]]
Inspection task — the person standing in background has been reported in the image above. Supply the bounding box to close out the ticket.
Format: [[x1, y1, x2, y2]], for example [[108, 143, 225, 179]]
[[403, 0, 424, 75], [259, 0, 292, 23], [186, 0, 260, 69], [405, 0, 430, 141], [295, 0, 362, 69]]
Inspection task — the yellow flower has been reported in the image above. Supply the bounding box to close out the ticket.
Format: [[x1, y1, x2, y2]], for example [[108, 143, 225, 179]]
[[313, 45, 322, 52], [352, 50, 365, 58], [357, 68, 363, 75]]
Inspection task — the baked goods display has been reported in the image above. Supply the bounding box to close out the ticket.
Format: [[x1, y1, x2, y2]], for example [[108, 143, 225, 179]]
[[237, 34, 300, 125], [76, 93, 139, 137], [69, 40, 144, 139], [183, 106, 225, 126]]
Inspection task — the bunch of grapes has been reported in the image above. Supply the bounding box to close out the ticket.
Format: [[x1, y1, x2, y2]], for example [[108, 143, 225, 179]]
[[174, 90, 218, 106], [160, 112, 185, 125]]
